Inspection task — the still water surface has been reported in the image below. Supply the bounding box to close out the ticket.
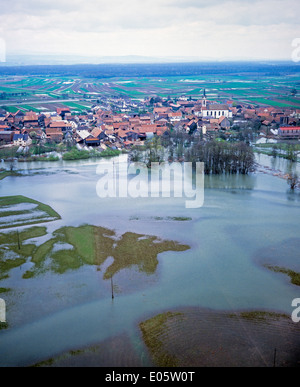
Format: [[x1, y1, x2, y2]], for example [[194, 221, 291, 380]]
[[0, 154, 299, 366]]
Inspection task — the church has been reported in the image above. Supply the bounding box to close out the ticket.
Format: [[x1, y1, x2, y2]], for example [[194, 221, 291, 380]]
[[201, 89, 232, 119]]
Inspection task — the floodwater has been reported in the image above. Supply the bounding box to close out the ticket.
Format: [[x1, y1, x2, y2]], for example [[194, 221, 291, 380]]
[[0, 153, 299, 367]]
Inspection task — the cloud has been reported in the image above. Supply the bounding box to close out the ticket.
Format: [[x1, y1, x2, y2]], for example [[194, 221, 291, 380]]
[[0, 0, 299, 59]]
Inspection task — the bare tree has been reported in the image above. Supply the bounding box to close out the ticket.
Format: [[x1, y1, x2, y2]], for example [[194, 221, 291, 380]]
[[287, 172, 298, 190]]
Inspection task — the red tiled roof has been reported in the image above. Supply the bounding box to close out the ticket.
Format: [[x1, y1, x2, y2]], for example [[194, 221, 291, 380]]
[[91, 127, 102, 137], [57, 107, 70, 114], [49, 121, 70, 128], [46, 127, 63, 134], [24, 115, 38, 121]]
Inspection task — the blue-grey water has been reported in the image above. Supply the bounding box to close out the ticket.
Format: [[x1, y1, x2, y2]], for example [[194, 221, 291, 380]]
[[0, 153, 299, 366]]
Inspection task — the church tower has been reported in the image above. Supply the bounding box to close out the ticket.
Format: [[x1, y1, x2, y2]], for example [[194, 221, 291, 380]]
[[202, 89, 207, 108]]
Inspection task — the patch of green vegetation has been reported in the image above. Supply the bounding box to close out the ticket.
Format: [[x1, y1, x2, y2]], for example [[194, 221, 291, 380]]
[[62, 148, 90, 160], [1, 106, 20, 113], [0, 322, 8, 330], [256, 143, 300, 151], [0, 209, 27, 218], [30, 357, 56, 367], [246, 97, 300, 108], [0, 171, 22, 181], [228, 310, 289, 321], [34, 155, 60, 162], [31, 346, 92, 367], [0, 147, 19, 160], [0, 226, 47, 246], [265, 265, 300, 286], [0, 287, 10, 293], [0, 226, 47, 279], [7, 224, 190, 280], [63, 101, 91, 111], [104, 232, 189, 279], [98, 149, 121, 158], [152, 216, 192, 221], [19, 105, 40, 112], [0, 257, 26, 280], [30, 238, 57, 267], [167, 217, 192, 221], [139, 311, 184, 367], [22, 270, 35, 279], [110, 86, 145, 97], [0, 196, 61, 229]]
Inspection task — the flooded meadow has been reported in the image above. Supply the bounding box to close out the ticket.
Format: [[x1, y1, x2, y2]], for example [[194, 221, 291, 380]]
[[0, 153, 299, 367]]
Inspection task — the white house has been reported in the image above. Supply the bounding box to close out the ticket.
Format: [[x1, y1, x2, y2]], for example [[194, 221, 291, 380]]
[[13, 133, 32, 147]]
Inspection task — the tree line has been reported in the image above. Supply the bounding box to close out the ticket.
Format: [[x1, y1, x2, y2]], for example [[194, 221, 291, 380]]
[[184, 141, 255, 175], [129, 136, 255, 175]]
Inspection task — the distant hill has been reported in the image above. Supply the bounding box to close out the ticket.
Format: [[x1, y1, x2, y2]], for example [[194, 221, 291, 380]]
[[0, 60, 299, 79]]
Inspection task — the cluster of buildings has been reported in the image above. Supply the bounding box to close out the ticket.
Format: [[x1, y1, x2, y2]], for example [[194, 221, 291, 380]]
[[0, 92, 300, 150]]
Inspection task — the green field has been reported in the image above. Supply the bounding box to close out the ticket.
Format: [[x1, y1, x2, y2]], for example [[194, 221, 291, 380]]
[[0, 72, 299, 112], [0, 195, 61, 229]]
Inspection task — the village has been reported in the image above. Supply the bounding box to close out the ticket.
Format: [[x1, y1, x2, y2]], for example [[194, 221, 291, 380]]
[[0, 90, 300, 160]]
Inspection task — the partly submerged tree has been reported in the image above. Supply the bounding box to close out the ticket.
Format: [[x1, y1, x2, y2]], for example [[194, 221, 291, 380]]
[[287, 172, 298, 190], [287, 145, 297, 162]]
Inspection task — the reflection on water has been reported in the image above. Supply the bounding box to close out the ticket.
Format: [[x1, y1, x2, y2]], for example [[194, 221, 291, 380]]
[[286, 190, 300, 202], [204, 174, 256, 190], [255, 153, 300, 175]]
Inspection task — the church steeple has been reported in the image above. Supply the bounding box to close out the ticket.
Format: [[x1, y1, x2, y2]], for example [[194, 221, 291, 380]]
[[202, 88, 207, 107]]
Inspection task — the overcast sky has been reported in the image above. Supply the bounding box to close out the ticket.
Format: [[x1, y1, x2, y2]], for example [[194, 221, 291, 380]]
[[0, 0, 299, 61]]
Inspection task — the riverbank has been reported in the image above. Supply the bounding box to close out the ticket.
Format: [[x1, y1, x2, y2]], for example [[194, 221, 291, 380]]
[[0, 146, 124, 164], [0, 170, 22, 180]]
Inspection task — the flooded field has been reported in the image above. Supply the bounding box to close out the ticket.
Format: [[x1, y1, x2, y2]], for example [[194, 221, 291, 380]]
[[0, 153, 299, 367]]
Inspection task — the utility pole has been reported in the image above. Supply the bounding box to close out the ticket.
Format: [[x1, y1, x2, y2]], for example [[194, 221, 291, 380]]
[[111, 276, 114, 299], [17, 229, 21, 250]]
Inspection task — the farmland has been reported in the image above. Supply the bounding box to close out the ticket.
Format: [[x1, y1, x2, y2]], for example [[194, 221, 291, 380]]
[[0, 62, 299, 113]]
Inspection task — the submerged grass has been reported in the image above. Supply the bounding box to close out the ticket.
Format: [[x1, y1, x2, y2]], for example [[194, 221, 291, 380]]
[[104, 232, 189, 280], [0, 226, 47, 246], [0, 226, 47, 279], [167, 217, 192, 221], [140, 308, 299, 367], [264, 265, 300, 286], [0, 287, 10, 293], [0, 322, 8, 330], [0, 196, 61, 229], [0, 224, 190, 281], [152, 216, 192, 221], [140, 312, 184, 367], [228, 310, 289, 322], [0, 257, 26, 280], [0, 171, 22, 181]]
